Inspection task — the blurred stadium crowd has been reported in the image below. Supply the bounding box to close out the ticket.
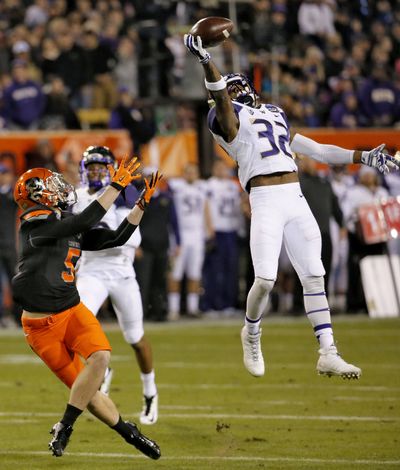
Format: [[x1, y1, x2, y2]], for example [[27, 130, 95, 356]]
[[0, 0, 399, 130], [0, 0, 400, 325]]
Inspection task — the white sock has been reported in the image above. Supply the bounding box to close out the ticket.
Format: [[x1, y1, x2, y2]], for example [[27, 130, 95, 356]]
[[187, 293, 199, 314], [304, 291, 334, 350], [245, 315, 261, 335], [168, 292, 180, 315], [140, 370, 157, 398]]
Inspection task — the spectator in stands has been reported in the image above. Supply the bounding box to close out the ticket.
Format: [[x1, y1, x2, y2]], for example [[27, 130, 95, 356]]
[[329, 91, 363, 128], [2, 59, 45, 129], [40, 75, 81, 130], [11, 40, 42, 82], [0, 164, 19, 327], [81, 26, 117, 109], [54, 30, 88, 108], [114, 37, 138, 98], [40, 37, 60, 82], [109, 87, 155, 155], [134, 169, 180, 321], [342, 167, 389, 313], [298, 0, 336, 47], [357, 62, 400, 126]]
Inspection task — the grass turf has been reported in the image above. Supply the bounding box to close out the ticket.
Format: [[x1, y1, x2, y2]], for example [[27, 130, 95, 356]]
[[0, 315, 399, 470]]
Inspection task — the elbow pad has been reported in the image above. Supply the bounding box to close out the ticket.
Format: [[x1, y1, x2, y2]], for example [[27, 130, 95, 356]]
[[291, 134, 353, 165]]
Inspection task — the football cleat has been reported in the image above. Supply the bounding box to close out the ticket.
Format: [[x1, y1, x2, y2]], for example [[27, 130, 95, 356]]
[[100, 367, 114, 395], [140, 394, 158, 425], [240, 326, 265, 377], [317, 345, 362, 379], [49, 422, 73, 457], [123, 421, 161, 460]]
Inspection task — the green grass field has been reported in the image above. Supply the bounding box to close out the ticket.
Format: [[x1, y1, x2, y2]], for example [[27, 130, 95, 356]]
[[0, 315, 399, 470]]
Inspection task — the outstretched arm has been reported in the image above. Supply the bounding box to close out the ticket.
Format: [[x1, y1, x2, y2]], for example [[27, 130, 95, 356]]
[[29, 156, 142, 243], [184, 34, 238, 142], [291, 133, 399, 175]]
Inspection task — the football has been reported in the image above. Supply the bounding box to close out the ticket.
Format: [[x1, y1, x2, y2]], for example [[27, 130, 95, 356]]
[[189, 16, 234, 48]]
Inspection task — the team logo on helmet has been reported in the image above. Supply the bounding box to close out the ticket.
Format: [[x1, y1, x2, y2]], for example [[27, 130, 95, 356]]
[[80, 145, 116, 190], [223, 73, 259, 108], [14, 168, 77, 210]]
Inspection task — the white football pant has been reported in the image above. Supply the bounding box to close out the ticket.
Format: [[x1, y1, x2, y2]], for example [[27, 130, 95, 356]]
[[249, 183, 325, 281], [77, 275, 144, 345]]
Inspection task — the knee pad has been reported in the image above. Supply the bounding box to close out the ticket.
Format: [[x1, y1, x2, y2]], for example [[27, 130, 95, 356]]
[[250, 277, 275, 299], [301, 276, 325, 294], [123, 325, 144, 345]]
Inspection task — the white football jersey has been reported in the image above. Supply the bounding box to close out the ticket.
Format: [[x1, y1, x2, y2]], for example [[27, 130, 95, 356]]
[[73, 186, 141, 279], [208, 101, 297, 190], [206, 177, 241, 232], [168, 178, 207, 238]]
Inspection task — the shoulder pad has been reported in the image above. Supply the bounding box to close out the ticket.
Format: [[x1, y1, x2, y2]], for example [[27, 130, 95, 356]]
[[21, 207, 54, 222]]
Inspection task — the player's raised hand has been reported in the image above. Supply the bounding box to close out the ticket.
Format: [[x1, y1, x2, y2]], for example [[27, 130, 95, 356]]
[[183, 34, 211, 64], [109, 156, 141, 191], [136, 171, 163, 211], [361, 144, 399, 175]]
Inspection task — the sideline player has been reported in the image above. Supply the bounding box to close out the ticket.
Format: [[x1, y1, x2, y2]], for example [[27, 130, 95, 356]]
[[74, 146, 158, 424], [167, 162, 213, 320], [184, 33, 399, 379], [12, 158, 162, 458]]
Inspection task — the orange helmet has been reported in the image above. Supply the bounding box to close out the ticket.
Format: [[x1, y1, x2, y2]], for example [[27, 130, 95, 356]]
[[14, 168, 77, 211]]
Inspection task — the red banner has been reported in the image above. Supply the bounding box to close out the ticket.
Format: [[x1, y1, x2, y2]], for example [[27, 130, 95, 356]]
[[358, 197, 400, 244]]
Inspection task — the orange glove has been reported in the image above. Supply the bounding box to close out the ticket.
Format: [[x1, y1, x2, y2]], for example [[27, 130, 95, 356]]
[[108, 156, 141, 191], [136, 171, 163, 211]]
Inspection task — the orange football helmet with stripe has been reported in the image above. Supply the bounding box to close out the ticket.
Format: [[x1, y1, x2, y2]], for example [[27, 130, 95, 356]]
[[14, 168, 77, 210]]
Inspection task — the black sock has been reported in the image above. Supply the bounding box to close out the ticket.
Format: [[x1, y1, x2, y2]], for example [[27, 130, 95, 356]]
[[60, 403, 83, 427], [111, 416, 131, 439]]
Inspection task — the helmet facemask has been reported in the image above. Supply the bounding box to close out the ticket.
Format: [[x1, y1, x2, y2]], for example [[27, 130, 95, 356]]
[[80, 146, 116, 190], [224, 73, 259, 108], [45, 172, 77, 209]]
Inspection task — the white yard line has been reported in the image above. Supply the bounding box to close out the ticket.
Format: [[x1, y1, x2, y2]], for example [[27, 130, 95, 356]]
[[0, 450, 399, 466], [0, 411, 398, 422]]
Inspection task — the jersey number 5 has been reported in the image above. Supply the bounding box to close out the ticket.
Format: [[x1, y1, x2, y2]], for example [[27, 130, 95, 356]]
[[61, 247, 81, 283], [253, 118, 293, 159]]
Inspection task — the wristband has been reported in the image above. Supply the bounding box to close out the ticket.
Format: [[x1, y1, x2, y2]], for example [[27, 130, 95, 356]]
[[205, 77, 227, 91], [110, 181, 124, 191]]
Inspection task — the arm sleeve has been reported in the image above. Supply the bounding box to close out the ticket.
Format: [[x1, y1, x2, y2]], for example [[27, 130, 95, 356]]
[[291, 133, 354, 165], [30, 200, 107, 242], [81, 218, 138, 251]]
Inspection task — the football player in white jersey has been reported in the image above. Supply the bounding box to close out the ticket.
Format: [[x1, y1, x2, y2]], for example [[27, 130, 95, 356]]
[[74, 146, 158, 424], [203, 159, 242, 313], [184, 34, 400, 380], [168, 163, 214, 320]]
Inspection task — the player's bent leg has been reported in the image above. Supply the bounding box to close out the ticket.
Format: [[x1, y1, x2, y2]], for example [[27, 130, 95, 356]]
[[69, 350, 111, 409], [87, 391, 161, 459], [241, 277, 274, 377]]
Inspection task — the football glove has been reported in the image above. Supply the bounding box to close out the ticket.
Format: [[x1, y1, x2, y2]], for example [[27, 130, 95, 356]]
[[361, 144, 400, 175], [183, 34, 211, 64], [109, 156, 141, 191], [136, 171, 163, 211]]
